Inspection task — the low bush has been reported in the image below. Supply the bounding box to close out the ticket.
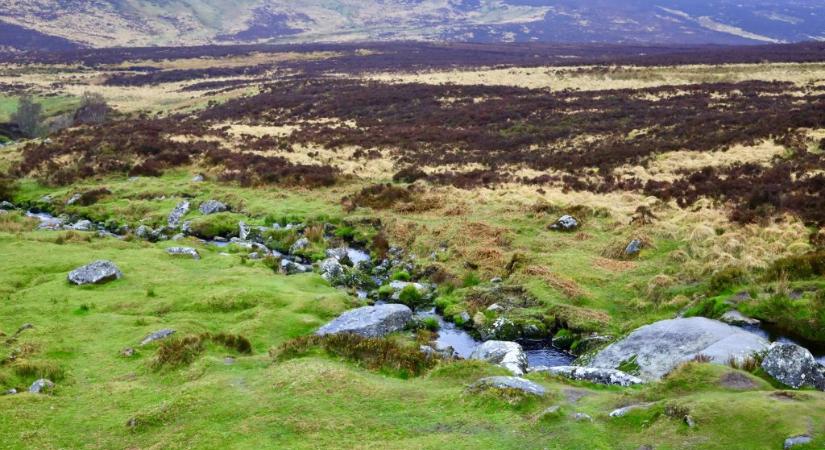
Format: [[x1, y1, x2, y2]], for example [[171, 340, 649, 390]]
[[708, 267, 748, 294], [398, 285, 427, 308], [272, 333, 438, 377], [765, 252, 825, 281]]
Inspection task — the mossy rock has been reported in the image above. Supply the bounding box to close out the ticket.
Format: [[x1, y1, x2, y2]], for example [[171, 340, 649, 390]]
[[188, 212, 244, 239]]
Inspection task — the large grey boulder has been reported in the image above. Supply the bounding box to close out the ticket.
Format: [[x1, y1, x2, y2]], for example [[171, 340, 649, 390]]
[[588, 317, 768, 381], [167, 200, 190, 228], [469, 340, 528, 376], [469, 376, 546, 396], [531, 366, 644, 387], [316, 304, 413, 338], [166, 247, 200, 260], [68, 260, 123, 285], [761, 342, 825, 390], [199, 200, 227, 215]]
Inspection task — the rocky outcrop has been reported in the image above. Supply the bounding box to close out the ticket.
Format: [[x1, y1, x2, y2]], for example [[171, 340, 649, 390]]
[[469, 376, 546, 396], [166, 247, 200, 260], [199, 200, 227, 215], [68, 260, 123, 285], [316, 304, 413, 337], [531, 366, 644, 387], [549, 215, 580, 231], [140, 329, 176, 346], [168, 200, 190, 228], [761, 342, 825, 390], [469, 340, 528, 376], [588, 317, 768, 380]]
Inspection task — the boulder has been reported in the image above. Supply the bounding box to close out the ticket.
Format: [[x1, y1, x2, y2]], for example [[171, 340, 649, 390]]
[[319, 257, 345, 282], [199, 200, 227, 215], [784, 436, 812, 449], [167, 200, 190, 228], [68, 260, 123, 285], [469, 340, 528, 376], [549, 215, 579, 231], [588, 317, 769, 381], [29, 379, 54, 394], [720, 310, 760, 326], [289, 237, 310, 254], [469, 376, 546, 396], [166, 247, 200, 260], [316, 304, 413, 338], [135, 225, 154, 240], [609, 403, 653, 418], [573, 413, 592, 422], [761, 342, 825, 390], [191, 174, 204, 183], [140, 329, 176, 346], [66, 193, 82, 205], [531, 366, 644, 387], [0, 201, 14, 210]]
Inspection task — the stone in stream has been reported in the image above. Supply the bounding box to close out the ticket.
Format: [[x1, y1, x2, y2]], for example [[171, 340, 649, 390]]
[[72, 220, 94, 231], [29, 379, 54, 394], [469, 376, 546, 396], [719, 310, 760, 326], [68, 260, 123, 285], [588, 317, 768, 381], [167, 200, 190, 228], [166, 247, 200, 260], [199, 200, 227, 215], [784, 435, 812, 449], [281, 259, 311, 275], [531, 366, 644, 387], [761, 342, 825, 390], [469, 340, 528, 376], [316, 304, 413, 338], [549, 215, 580, 231], [140, 329, 176, 346]]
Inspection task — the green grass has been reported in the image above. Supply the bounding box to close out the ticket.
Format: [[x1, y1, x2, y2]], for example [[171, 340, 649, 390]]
[[1, 174, 824, 448], [0, 94, 80, 123]]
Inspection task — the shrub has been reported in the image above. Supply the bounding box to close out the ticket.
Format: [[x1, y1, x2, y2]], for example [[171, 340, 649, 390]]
[[73, 91, 111, 125], [11, 95, 42, 137], [398, 285, 426, 308], [188, 213, 240, 239], [0, 172, 17, 201], [391, 270, 411, 282], [765, 252, 825, 281], [708, 267, 748, 294], [343, 184, 414, 210], [272, 333, 438, 377]]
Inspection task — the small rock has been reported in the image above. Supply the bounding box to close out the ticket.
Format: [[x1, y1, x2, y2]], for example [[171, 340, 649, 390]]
[[487, 303, 504, 312], [784, 435, 812, 449], [199, 200, 227, 215], [224, 357, 235, 365], [573, 413, 592, 422], [192, 174, 204, 183], [319, 257, 345, 282], [140, 329, 176, 346], [171, 233, 185, 241], [490, 277, 503, 284], [609, 403, 653, 418], [39, 195, 52, 204], [68, 260, 123, 285], [3, 388, 17, 395], [66, 193, 82, 205], [120, 347, 135, 357], [316, 304, 413, 338], [166, 247, 200, 260], [238, 221, 251, 241], [168, 200, 190, 228], [684, 415, 696, 428], [0, 201, 14, 210], [135, 224, 153, 240], [624, 239, 643, 256], [531, 366, 644, 387], [469, 340, 528, 376], [281, 259, 310, 275], [126, 417, 139, 429], [549, 215, 579, 231], [29, 379, 54, 394], [469, 376, 546, 396], [539, 405, 562, 418], [720, 310, 760, 326], [459, 311, 471, 324]]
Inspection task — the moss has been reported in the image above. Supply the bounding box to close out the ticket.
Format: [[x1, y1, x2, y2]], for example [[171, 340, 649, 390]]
[[188, 212, 243, 239], [617, 355, 641, 375], [390, 270, 411, 282]]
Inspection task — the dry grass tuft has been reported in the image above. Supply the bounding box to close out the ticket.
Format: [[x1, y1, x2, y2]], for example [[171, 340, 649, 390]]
[[523, 265, 586, 299]]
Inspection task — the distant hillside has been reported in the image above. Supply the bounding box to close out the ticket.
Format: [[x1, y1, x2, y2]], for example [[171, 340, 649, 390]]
[[0, 0, 822, 51]]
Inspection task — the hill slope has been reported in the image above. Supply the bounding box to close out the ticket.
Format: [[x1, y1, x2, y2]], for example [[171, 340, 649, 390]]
[[0, 0, 823, 50]]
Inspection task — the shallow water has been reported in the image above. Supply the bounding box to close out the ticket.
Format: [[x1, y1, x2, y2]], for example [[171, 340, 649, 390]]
[[520, 340, 575, 367], [739, 323, 825, 364], [415, 309, 479, 358]]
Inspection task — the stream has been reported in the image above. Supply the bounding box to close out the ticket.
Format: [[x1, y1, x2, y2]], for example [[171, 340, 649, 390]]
[[18, 207, 825, 366]]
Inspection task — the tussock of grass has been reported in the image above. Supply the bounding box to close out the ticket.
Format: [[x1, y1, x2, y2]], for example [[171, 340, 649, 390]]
[[272, 333, 439, 378], [152, 332, 252, 369]]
